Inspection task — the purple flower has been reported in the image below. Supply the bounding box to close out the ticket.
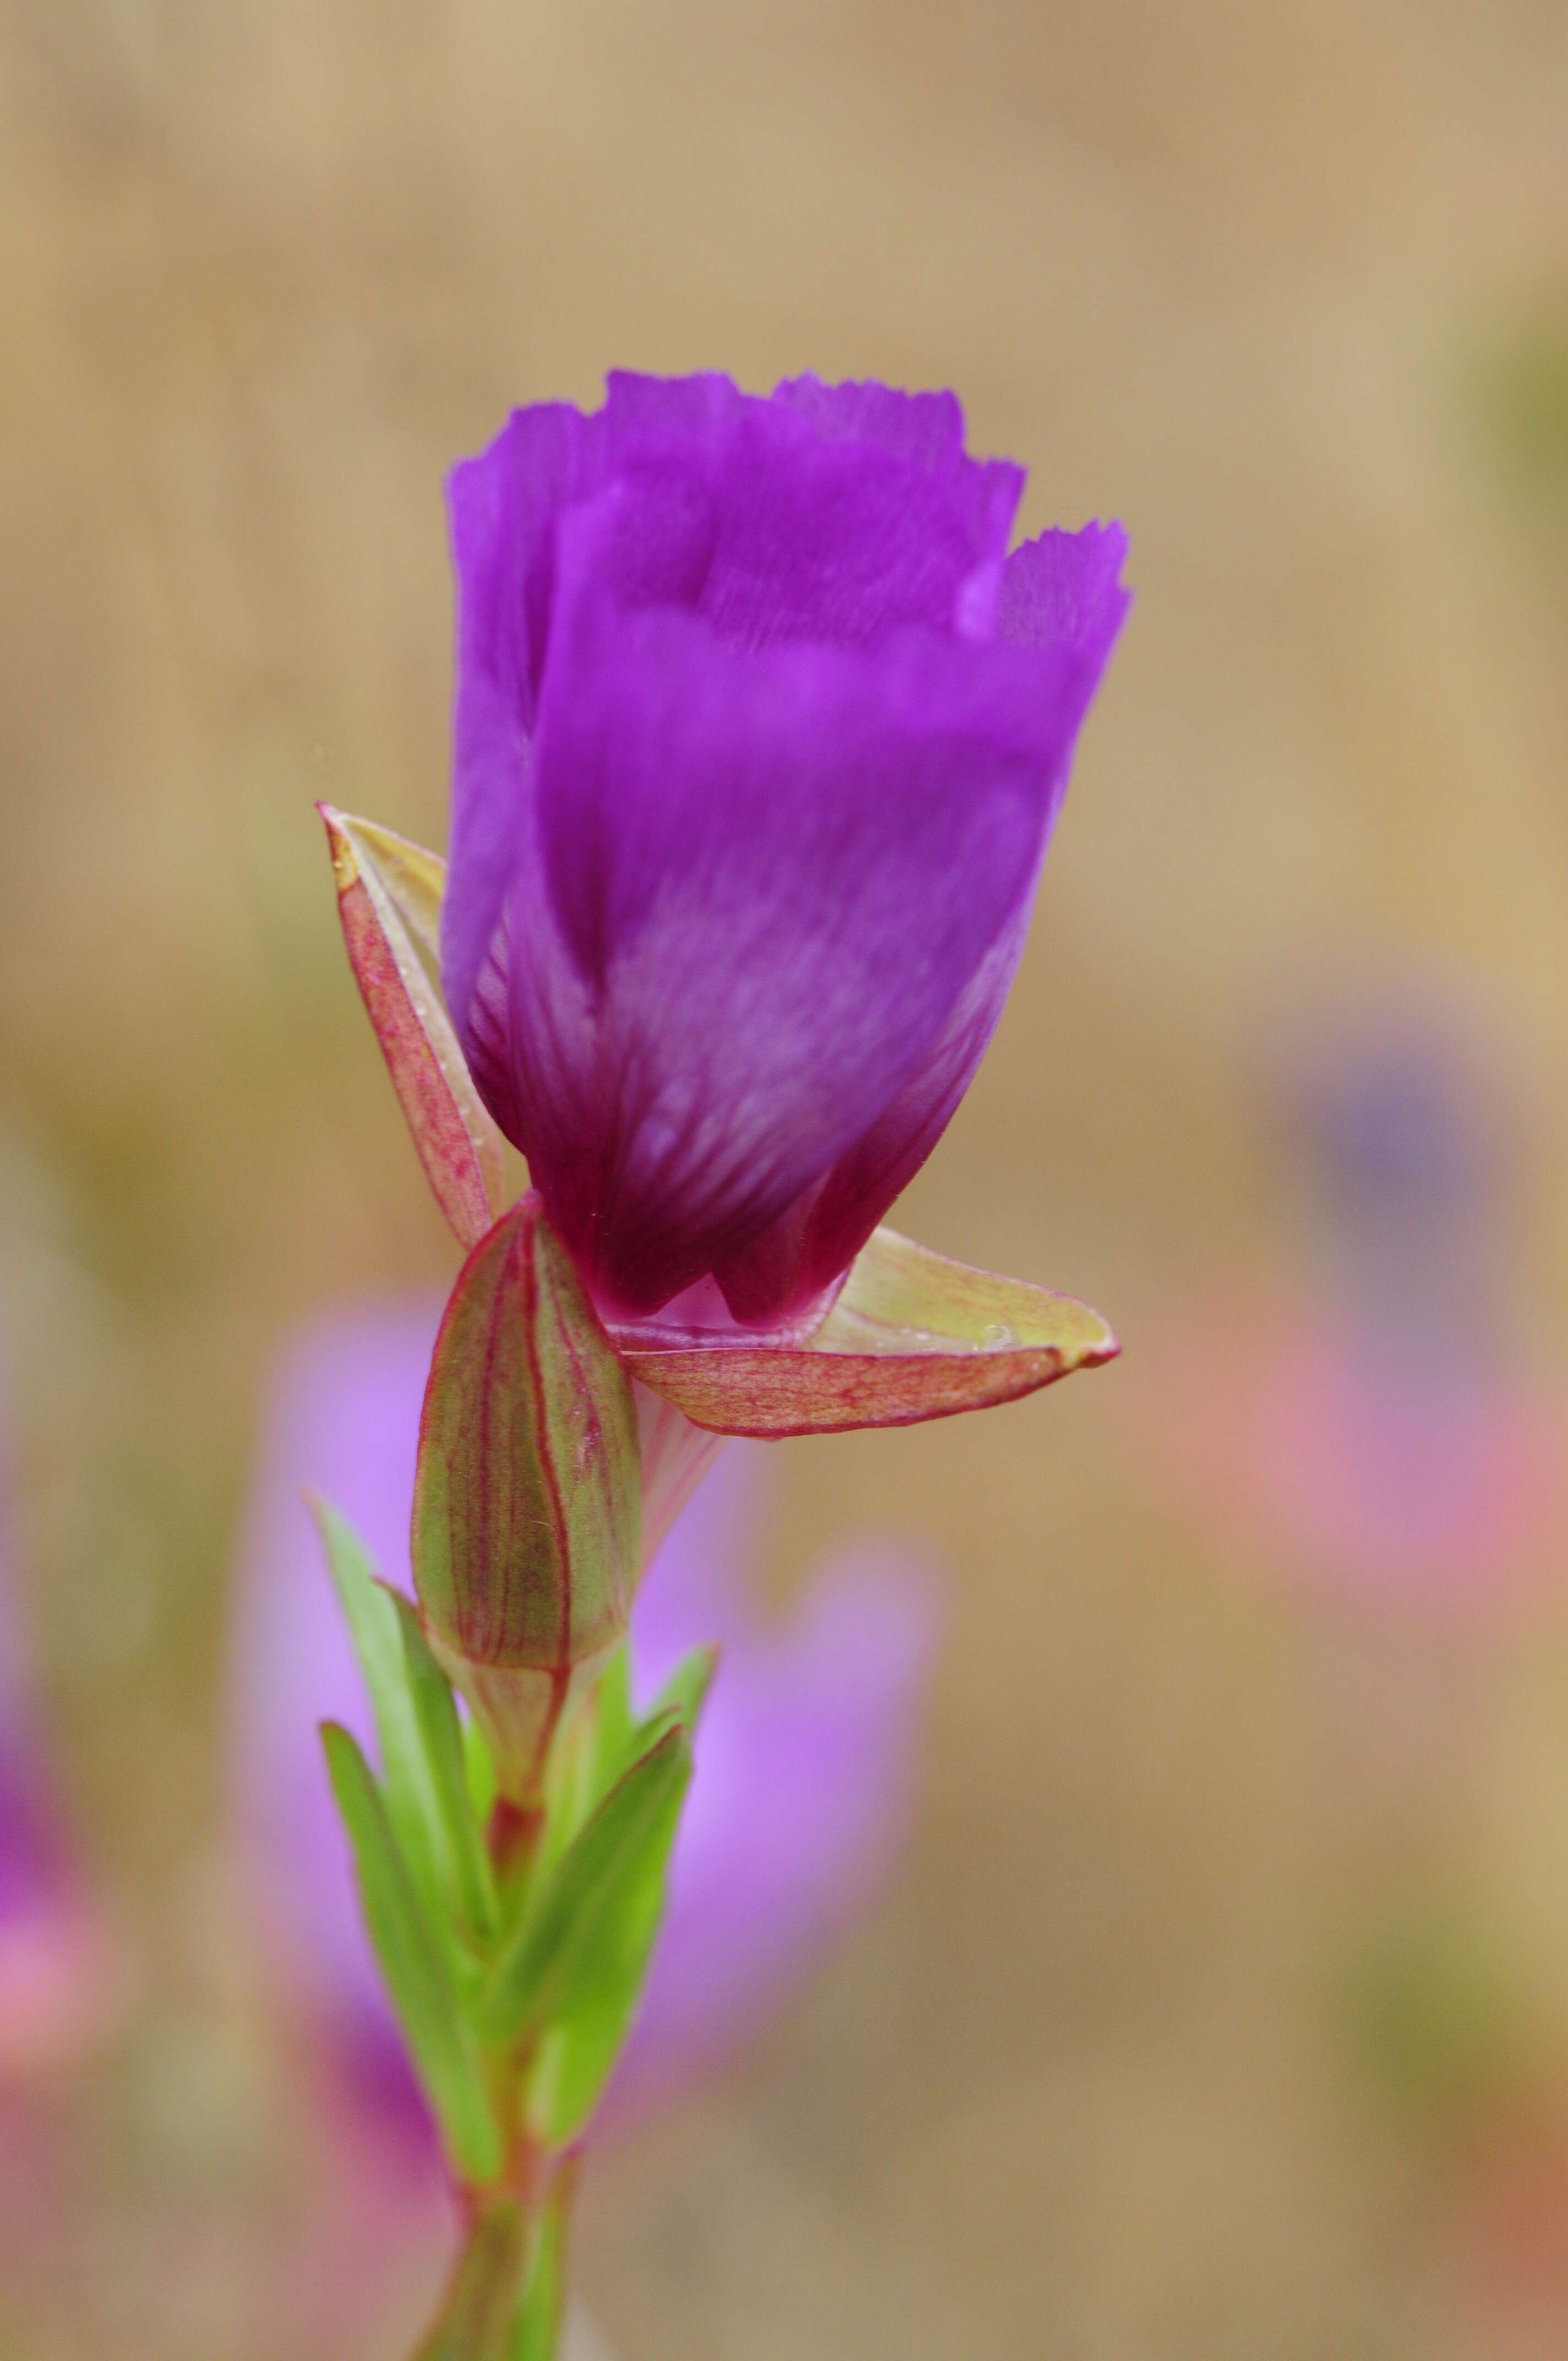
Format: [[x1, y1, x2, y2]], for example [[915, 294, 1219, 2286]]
[[443, 372, 1128, 1325], [229, 1301, 937, 2136], [0, 1435, 117, 2079]]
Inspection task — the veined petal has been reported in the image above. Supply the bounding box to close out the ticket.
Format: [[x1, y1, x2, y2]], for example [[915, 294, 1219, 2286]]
[[443, 404, 610, 1111], [770, 374, 1024, 564], [511, 566, 1099, 1315], [711, 895, 1033, 1321], [443, 376, 1045, 1145], [713, 518, 1131, 1320], [605, 373, 1021, 569], [600, 376, 1021, 650], [998, 518, 1132, 654]]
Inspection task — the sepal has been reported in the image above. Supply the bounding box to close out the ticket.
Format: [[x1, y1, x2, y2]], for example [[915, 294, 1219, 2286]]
[[324, 809, 1119, 1449], [620, 1223, 1118, 1435], [413, 1197, 642, 1803], [320, 805, 506, 1249]]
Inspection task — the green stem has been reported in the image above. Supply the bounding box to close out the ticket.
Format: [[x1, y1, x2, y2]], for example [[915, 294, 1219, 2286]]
[[511, 2155, 580, 2361], [413, 2193, 531, 2361], [411, 2155, 580, 2361]]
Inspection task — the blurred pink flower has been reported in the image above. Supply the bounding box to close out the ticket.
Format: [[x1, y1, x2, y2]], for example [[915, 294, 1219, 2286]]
[[1148, 1000, 1568, 1603], [0, 1747, 112, 2080], [0, 1443, 118, 2081], [1156, 1302, 1567, 1602], [228, 1299, 938, 2143]]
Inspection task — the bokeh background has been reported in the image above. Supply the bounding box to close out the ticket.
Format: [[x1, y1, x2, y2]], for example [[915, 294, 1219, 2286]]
[[6, 1, 1568, 2354]]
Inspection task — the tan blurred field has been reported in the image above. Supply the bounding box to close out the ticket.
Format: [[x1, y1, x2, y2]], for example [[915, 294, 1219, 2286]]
[[7, 2, 1568, 2354]]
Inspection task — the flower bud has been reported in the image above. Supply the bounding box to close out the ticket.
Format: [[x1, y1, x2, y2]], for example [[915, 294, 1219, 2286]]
[[412, 1195, 641, 1802]]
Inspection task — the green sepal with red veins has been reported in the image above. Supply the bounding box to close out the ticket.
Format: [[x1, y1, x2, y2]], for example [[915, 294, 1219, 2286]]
[[325, 809, 1118, 1438], [618, 1223, 1118, 1437], [411, 1195, 643, 1805], [320, 803, 507, 1250]]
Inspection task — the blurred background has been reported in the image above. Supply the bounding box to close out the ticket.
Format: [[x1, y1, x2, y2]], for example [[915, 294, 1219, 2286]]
[[6, 1, 1568, 2354]]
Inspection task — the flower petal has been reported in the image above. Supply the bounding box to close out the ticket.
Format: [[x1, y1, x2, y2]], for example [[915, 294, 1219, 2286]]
[[710, 901, 1033, 1319], [770, 373, 1024, 565], [601, 374, 1022, 651], [997, 518, 1132, 654], [443, 388, 1128, 1319], [511, 562, 1098, 1313], [707, 520, 1131, 1320], [443, 405, 610, 1125], [444, 377, 1038, 1134]]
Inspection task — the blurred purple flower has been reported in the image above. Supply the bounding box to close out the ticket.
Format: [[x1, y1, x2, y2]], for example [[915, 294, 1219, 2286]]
[[443, 371, 1128, 1325], [229, 1300, 937, 2140], [0, 1422, 117, 2079], [1149, 998, 1567, 1600], [0, 1746, 108, 2081]]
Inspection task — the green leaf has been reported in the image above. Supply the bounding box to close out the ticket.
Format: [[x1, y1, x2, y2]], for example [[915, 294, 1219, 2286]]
[[543, 1642, 708, 1867], [389, 1591, 497, 1945], [589, 1641, 634, 1783], [649, 1642, 720, 1734], [522, 1668, 717, 2149], [475, 1726, 691, 2050], [312, 1500, 448, 1919], [535, 1647, 628, 1890], [523, 1753, 689, 2148], [321, 1722, 502, 2184], [464, 1711, 499, 1827], [309, 1494, 496, 1952]]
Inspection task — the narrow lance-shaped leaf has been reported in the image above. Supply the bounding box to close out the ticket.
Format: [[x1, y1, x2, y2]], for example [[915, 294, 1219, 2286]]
[[649, 1642, 720, 1736], [320, 803, 506, 1250], [474, 1724, 691, 2049], [321, 1722, 503, 2185], [536, 1641, 636, 1886], [464, 1712, 499, 1829], [312, 1498, 449, 1929], [620, 1223, 1118, 1437], [413, 1195, 643, 1805], [522, 1732, 693, 2148], [388, 1590, 498, 1945]]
